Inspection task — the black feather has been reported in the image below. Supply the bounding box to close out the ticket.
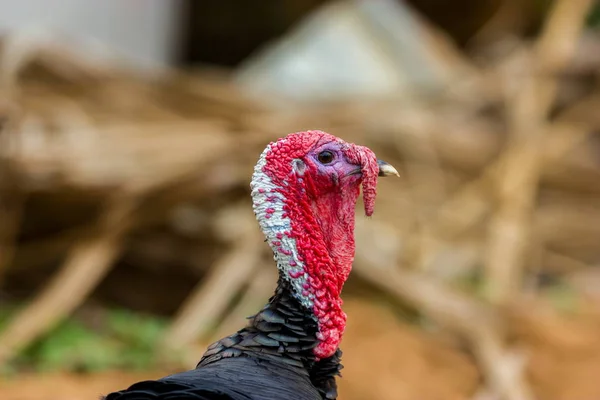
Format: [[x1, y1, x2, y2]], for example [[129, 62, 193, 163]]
[[103, 277, 342, 400], [267, 332, 300, 343], [257, 309, 286, 324], [253, 334, 281, 347], [254, 321, 281, 332]]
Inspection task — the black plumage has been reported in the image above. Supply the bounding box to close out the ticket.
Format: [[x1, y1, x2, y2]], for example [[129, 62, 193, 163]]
[[103, 277, 342, 400]]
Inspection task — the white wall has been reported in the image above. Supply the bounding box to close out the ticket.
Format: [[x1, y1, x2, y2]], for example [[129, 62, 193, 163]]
[[0, 0, 182, 69]]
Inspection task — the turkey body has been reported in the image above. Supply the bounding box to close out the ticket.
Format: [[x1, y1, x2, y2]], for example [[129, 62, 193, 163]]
[[104, 357, 320, 400], [103, 278, 342, 400]]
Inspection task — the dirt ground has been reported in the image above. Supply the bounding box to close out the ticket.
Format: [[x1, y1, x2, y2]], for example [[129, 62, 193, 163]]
[[2, 299, 600, 400], [0, 299, 481, 400]]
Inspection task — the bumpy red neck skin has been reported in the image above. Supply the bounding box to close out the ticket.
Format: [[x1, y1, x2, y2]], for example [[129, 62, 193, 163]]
[[250, 131, 378, 360]]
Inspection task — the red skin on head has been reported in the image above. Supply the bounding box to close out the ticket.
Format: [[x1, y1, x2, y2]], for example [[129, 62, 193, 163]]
[[262, 130, 378, 359]]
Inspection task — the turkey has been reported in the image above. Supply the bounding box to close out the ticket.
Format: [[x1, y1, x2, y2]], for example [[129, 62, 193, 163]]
[[103, 130, 398, 400]]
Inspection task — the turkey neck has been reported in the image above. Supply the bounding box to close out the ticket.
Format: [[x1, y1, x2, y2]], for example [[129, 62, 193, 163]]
[[243, 258, 342, 399], [252, 145, 360, 359], [248, 274, 320, 362], [252, 184, 357, 360], [273, 184, 358, 359]]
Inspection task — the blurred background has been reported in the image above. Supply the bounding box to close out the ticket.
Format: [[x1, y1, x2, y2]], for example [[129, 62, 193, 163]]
[[0, 0, 600, 399]]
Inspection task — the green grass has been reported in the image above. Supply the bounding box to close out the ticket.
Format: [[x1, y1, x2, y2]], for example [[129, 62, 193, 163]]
[[0, 306, 170, 375]]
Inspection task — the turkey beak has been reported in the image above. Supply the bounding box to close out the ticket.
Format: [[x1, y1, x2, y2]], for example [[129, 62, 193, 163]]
[[377, 160, 399, 177]]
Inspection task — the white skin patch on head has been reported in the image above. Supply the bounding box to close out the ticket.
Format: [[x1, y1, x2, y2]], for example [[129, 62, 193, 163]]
[[250, 144, 315, 313]]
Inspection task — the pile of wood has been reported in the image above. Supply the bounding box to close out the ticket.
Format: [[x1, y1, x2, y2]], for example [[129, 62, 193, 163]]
[[0, 0, 600, 399]]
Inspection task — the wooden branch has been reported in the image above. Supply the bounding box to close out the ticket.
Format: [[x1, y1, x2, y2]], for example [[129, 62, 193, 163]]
[[402, 97, 595, 272], [484, 0, 594, 304], [354, 221, 533, 400], [0, 195, 135, 365], [471, 332, 532, 400], [160, 231, 263, 352], [542, 249, 592, 275], [211, 265, 276, 341], [392, 116, 448, 272]]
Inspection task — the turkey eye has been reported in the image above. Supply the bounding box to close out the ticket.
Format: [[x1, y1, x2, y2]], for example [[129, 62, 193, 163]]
[[317, 151, 334, 164]]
